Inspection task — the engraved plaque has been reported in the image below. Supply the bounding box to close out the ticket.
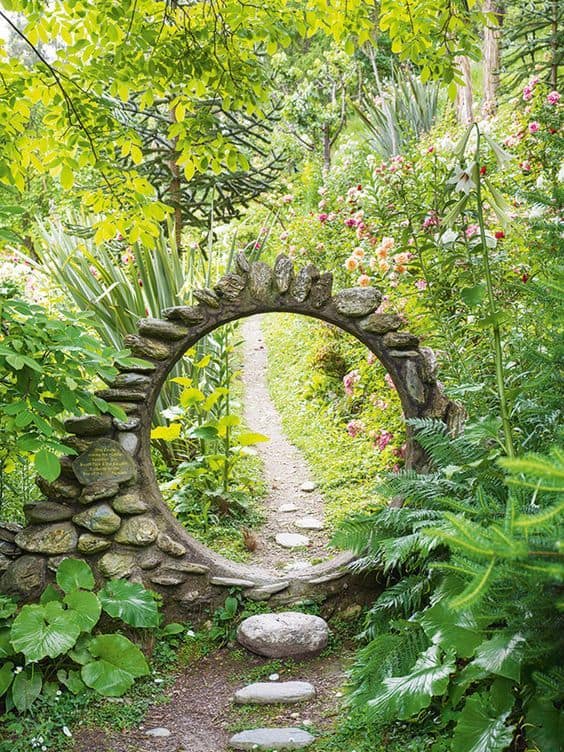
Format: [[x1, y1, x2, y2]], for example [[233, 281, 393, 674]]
[[72, 439, 136, 486]]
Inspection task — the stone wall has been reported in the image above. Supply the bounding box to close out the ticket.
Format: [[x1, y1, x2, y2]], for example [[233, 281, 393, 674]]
[[0, 254, 464, 619]]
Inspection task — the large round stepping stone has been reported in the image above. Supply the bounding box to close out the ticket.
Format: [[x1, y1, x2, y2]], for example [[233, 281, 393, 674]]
[[229, 728, 314, 750], [276, 533, 310, 549], [234, 681, 316, 705], [294, 517, 324, 531], [237, 612, 329, 658]]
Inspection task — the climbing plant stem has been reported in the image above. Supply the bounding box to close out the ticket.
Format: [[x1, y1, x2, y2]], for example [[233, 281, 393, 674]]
[[474, 124, 515, 458]]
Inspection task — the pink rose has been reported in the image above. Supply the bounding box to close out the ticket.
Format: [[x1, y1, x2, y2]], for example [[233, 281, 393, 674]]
[[415, 279, 428, 291], [547, 91, 560, 105], [528, 121, 540, 133]]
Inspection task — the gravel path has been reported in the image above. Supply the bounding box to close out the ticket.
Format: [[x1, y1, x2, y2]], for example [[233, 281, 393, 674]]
[[240, 316, 333, 573]]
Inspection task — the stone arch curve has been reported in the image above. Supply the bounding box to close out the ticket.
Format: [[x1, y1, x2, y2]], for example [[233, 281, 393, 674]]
[[0, 255, 463, 619]]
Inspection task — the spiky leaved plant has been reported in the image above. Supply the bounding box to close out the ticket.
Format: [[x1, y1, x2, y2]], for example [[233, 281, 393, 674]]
[[336, 419, 563, 752]]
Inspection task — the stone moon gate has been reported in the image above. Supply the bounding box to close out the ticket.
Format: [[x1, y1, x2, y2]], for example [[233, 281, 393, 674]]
[[0, 255, 463, 618]]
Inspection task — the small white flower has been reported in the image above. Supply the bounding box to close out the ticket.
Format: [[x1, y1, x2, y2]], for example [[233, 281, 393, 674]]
[[56, 690, 62, 696], [186, 629, 195, 637], [62, 726, 72, 738], [448, 163, 477, 194], [13, 666, 23, 674], [154, 678, 164, 684]]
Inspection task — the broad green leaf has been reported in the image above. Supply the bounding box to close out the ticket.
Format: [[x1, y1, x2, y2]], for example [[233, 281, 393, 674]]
[[12, 667, 43, 712], [0, 628, 13, 658], [0, 661, 14, 696], [56, 558, 95, 593], [419, 602, 482, 658], [180, 387, 205, 406], [57, 668, 86, 694], [190, 425, 219, 440], [34, 449, 61, 482], [474, 632, 525, 681], [64, 591, 102, 633], [461, 285, 486, 307], [81, 634, 149, 696], [40, 584, 63, 604], [236, 432, 269, 446], [217, 414, 240, 437], [161, 622, 185, 636], [60, 165, 74, 190], [452, 692, 514, 752], [10, 602, 81, 662], [526, 698, 564, 752], [368, 645, 455, 721], [151, 423, 182, 441], [0, 596, 17, 619], [98, 580, 159, 628]]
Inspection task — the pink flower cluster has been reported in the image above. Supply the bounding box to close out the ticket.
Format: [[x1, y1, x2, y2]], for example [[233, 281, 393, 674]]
[[522, 76, 540, 101], [343, 369, 360, 396], [347, 419, 365, 438], [547, 90, 560, 105], [370, 429, 394, 452]]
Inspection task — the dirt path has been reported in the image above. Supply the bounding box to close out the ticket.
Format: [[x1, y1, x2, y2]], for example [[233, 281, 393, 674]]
[[240, 316, 332, 573], [73, 646, 351, 752]]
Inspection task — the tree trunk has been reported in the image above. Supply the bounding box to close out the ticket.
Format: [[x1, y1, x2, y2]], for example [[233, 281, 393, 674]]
[[482, 0, 504, 118], [455, 55, 474, 125], [322, 122, 331, 173]]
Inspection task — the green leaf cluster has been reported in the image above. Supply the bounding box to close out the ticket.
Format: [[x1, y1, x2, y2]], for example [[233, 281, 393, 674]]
[[0, 559, 160, 713], [0, 293, 135, 480], [339, 420, 563, 752]]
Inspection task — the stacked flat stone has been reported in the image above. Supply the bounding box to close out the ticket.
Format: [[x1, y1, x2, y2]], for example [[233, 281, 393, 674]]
[[0, 253, 464, 616]]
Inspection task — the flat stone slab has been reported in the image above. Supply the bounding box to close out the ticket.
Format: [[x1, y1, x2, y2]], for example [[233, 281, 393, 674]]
[[229, 728, 314, 750], [72, 439, 136, 485], [234, 681, 316, 705], [294, 517, 324, 531], [276, 533, 310, 549], [237, 612, 329, 658], [299, 481, 316, 493], [145, 727, 171, 737], [278, 503, 299, 513]]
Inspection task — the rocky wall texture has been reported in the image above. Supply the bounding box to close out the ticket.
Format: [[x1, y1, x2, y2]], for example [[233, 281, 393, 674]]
[[0, 254, 465, 619]]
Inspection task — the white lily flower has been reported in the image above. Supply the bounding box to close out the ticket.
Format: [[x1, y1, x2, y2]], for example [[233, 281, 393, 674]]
[[448, 163, 477, 195], [440, 229, 459, 245]]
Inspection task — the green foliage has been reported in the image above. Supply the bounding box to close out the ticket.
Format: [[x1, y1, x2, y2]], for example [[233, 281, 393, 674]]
[[0, 292, 132, 485], [340, 420, 563, 751], [0, 559, 160, 713]]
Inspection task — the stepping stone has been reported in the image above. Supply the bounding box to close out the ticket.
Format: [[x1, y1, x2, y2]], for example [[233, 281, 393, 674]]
[[237, 612, 329, 658], [229, 728, 315, 749], [300, 481, 316, 493], [294, 517, 324, 531], [278, 503, 299, 513], [276, 533, 310, 549], [234, 681, 316, 705], [145, 727, 171, 737]]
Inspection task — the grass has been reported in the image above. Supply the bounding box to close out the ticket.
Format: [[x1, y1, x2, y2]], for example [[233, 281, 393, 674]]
[[262, 313, 392, 531]]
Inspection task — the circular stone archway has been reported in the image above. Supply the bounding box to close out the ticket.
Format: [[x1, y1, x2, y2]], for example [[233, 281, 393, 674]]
[[0, 254, 464, 619]]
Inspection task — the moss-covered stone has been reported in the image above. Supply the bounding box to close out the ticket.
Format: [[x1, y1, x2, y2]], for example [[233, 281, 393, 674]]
[[15, 523, 78, 554], [73, 504, 121, 534]]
